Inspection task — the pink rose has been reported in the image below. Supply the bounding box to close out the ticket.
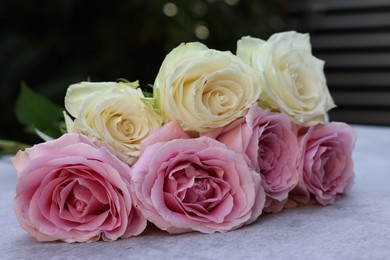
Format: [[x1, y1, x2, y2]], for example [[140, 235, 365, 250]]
[[12, 133, 146, 243], [204, 105, 300, 213], [132, 121, 265, 234], [290, 122, 356, 205]]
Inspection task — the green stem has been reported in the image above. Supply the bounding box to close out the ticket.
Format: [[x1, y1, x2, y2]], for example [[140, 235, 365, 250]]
[[0, 140, 31, 156]]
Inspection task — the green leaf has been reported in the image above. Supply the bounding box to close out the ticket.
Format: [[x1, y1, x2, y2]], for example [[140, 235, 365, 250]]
[[141, 83, 154, 98], [15, 82, 64, 138], [34, 128, 54, 142], [141, 97, 157, 108], [117, 79, 139, 89], [142, 90, 154, 98]]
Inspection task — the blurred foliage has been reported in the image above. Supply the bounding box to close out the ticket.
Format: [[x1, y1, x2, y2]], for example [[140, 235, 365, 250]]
[[0, 0, 285, 147], [15, 83, 64, 138]]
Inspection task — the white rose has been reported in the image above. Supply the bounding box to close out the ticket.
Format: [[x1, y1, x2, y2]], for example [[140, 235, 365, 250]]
[[64, 81, 163, 165], [237, 31, 335, 125], [153, 42, 261, 133]]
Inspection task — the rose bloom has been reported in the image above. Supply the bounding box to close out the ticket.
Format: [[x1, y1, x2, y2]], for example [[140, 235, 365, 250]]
[[132, 121, 265, 234], [65, 81, 163, 165], [237, 31, 335, 126], [153, 42, 261, 133], [12, 133, 146, 243], [204, 105, 300, 213], [290, 122, 356, 205]]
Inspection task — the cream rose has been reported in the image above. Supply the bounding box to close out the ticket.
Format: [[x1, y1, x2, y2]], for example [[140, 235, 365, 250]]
[[237, 31, 335, 126], [153, 42, 261, 133], [65, 81, 163, 165]]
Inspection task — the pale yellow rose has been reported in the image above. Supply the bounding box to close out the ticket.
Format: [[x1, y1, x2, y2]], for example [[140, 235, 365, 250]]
[[237, 31, 335, 125], [153, 42, 261, 133], [64, 81, 163, 165]]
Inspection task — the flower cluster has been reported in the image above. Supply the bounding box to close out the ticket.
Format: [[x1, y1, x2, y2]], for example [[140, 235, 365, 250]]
[[12, 31, 356, 242]]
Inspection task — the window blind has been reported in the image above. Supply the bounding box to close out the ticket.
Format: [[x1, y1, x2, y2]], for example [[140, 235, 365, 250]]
[[280, 0, 390, 125]]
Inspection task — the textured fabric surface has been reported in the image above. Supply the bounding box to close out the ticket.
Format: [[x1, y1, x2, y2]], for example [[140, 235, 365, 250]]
[[1, 125, 389, 260]]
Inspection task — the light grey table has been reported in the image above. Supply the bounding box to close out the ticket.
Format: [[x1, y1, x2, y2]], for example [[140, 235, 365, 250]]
[[1, 125, 390, 260]]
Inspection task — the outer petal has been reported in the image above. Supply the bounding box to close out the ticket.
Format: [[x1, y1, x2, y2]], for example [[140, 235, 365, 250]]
[[65, 82, 117, 117]]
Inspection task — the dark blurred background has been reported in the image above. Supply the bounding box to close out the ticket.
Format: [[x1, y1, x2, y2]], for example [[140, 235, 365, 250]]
[[1, 0, 282, 144], [2, 0, 390, 145]]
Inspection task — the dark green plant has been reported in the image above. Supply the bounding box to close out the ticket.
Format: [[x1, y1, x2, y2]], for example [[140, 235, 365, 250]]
[[0, 0, 283, 154]]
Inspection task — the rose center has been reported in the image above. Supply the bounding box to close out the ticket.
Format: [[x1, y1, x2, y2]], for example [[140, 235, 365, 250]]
[[193, 178, 211, 194], [257, 132, 283, 186], [118, 119, 134, 136], [258, 136, 274, 170], [202, 87, 236, 115], [74, 199, 87, 212], [215, 91, 228, 104], [291, 72, 303, 90]]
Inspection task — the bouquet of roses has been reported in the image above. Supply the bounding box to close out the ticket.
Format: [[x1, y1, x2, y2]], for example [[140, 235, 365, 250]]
[[12, 31, 356, 243]]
